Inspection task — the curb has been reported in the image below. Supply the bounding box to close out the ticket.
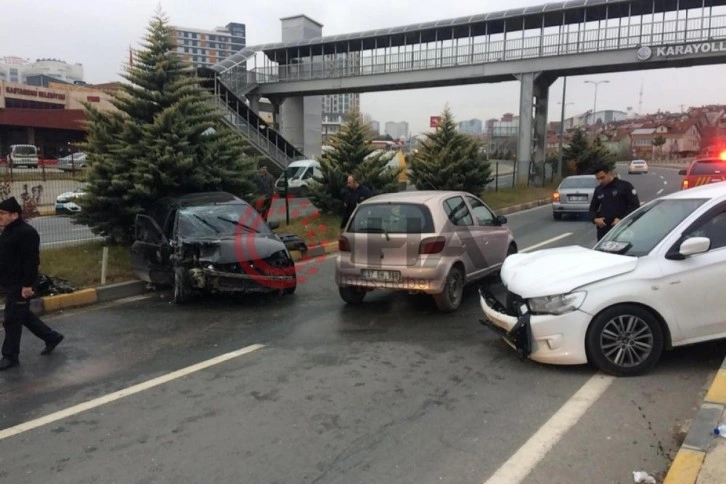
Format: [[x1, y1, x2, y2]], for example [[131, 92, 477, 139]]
[[290, 241, 338, 262], [663, 357, 726, 484], [497, 198, 552, 215]]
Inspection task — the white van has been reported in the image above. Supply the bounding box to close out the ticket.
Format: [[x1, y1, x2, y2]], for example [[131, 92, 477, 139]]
[[8, 144, 39, 169], [275, 159, 322, 197]]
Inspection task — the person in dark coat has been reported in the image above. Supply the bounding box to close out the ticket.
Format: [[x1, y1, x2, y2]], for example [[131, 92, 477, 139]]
[[0, 197, 64, 371], [340, 175, 373, 229], [589, 163, 641, 241], [255, 164, 276, 221]]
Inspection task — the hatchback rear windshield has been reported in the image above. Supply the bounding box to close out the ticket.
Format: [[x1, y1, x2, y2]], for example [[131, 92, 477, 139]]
[[559, 177, 598, 189], [348, 203, 435, 234], [690, 160, 726, 175], [12, 146, 36, 155]]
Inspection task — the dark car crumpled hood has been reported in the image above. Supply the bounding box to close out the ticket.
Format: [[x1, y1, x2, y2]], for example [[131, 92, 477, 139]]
[[181, 235, 287, 264]]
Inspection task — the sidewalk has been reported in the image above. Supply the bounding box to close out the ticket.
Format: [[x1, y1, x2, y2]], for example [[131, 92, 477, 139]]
[[664, 357, 726, 483]]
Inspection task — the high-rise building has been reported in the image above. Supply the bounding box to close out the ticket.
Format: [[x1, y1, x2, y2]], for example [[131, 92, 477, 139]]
[[459, 118, 483, 135], [385, 121, 409, 140], [170, 22, 246, 68], [322, 93, 360, 140], [369, 120, 380, 136]]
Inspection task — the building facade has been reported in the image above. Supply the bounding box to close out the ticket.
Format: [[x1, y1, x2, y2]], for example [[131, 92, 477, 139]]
[[385, 121, 409, 140], [322, 93, 360, 141], [170, 22, 246, 68], [0, 56, 84, 85], [459, 118, 483, 135]]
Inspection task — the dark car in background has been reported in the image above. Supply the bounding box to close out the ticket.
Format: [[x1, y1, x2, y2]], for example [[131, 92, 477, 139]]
[[131, 192, 307, 303]]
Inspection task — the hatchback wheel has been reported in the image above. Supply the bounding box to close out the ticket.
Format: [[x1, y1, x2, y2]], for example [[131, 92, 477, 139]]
[[434, 266, 464, 313], [339, 286, 366, 304], [586, 304, 664, 376]]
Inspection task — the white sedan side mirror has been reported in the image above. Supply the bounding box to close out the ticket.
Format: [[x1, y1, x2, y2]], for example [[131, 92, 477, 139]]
[[679, 237, 711, 257]]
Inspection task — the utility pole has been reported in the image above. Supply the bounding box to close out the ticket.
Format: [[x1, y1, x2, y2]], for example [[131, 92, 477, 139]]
[[557, 77, 574, 179]]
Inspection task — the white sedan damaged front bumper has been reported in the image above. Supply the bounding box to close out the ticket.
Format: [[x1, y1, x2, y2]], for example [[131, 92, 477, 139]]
[[478, 287, 591, 365]]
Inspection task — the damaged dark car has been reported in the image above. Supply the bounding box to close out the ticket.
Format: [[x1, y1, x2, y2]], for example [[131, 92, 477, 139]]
[[130, 192, 307, 303]]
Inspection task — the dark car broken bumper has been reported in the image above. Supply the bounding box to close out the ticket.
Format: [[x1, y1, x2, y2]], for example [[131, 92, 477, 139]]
[[189, 267, 296, 293], [478, 286, 532, 359]]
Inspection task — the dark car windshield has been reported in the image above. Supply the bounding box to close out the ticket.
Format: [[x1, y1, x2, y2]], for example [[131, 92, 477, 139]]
[[594, 198, 708, 257], [177, 204, 272, 238], [690, 160, 726, 175], [348, 203, 435, 234], [559, 177, 598, 189]]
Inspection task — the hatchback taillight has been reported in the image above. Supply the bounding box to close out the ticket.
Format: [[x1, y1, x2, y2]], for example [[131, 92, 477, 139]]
[[552, 191, 560, 201], [419, 236, 445, 254], [339, 236, 350, 252]]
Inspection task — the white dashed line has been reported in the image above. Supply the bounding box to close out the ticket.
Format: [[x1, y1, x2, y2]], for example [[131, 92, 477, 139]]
[[521, 233, 572, 252], [657, 188, 664, 195], [483, 373, 615, 484], [0, 344, 265, 441]]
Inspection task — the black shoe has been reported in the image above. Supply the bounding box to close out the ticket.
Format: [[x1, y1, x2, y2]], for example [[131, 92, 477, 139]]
[[41, 334, 64, 356], [0, 357, 19, 371]]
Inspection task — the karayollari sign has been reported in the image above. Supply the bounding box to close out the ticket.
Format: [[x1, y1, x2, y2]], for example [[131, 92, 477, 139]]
[[637, 41, 726, 61]]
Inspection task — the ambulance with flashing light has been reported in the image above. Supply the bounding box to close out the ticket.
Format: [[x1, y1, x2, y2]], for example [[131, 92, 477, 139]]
[[679, 151, 726, 190]]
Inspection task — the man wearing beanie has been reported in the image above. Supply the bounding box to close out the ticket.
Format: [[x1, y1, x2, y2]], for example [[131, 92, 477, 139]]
[[0, 197, 64, 371]]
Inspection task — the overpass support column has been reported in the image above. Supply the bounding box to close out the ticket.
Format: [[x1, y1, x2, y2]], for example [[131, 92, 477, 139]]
[[515, 72, 556, 185], [247, 94, 260, 114]]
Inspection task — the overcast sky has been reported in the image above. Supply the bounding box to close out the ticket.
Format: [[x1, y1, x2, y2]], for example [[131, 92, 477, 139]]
[[3, 0, 726, 134]]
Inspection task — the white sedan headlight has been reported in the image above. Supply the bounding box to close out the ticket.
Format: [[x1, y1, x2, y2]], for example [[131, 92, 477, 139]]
[[527, 292, 586, 315]]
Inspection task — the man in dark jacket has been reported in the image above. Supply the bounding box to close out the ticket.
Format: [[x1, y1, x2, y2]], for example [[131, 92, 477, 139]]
[[340, 175, 373, 229], [589, 164, 641, 241], [255, 164, 276, 221], [0, 197, 64, 371]]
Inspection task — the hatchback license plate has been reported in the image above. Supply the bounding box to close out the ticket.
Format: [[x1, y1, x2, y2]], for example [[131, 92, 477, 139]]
[[569, 195, 587, 201], [361, 269, 401, 281]]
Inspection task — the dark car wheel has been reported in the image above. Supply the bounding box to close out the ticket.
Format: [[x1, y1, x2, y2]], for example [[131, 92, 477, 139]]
[[586, 304, 664, 377], [173, 267, 191, 304], [339, 286, 366, 304], [434, 265, 464, 313]]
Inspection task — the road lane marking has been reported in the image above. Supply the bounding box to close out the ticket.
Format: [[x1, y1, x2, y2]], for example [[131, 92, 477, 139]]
[[520, 233, 572, 252], [663, 181, 668, 185], [657, 188, 664, 195], [661, 176, 665, 179], [0, 343, 265, 441], [483, 373, 615, 484]]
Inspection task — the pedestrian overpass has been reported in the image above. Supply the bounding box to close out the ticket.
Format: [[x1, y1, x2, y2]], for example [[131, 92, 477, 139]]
[[200, 0, 726, 181]]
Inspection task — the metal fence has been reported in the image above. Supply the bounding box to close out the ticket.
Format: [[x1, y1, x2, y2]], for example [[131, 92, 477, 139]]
[[0, 163, 101, 251]]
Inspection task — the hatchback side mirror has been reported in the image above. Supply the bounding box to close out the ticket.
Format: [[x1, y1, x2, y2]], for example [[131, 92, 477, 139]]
[[495, 215, 508, 225], [267, 220, 280, 230], [678, 169, 687, 175]]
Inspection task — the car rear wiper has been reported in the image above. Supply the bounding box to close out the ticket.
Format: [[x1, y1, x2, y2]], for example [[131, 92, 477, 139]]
[[216, 216, 260, 233], [357, 226, 390, 240]]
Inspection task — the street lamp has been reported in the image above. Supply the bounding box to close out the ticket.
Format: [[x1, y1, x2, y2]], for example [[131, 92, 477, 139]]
[[584, 80, 609, 127]]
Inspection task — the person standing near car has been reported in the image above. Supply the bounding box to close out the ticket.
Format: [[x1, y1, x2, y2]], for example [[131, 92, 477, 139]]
[[340, 174, 373, 229], [589, 163, 641, 241], [0, 197, 64, 371], [255, 164, 276, 221]]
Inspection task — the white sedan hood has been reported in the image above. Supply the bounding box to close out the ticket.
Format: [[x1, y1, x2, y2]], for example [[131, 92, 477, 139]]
[[501, 245, 637, 298]]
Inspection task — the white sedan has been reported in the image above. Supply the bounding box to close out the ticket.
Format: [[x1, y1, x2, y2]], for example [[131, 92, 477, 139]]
[[479, 181, 726, 376]]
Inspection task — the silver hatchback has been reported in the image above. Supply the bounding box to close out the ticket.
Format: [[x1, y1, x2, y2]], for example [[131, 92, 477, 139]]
[[552, 175, 599, 220], [335, 191, 518, 312]]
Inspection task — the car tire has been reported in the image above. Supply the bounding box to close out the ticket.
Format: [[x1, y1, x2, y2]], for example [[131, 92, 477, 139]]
[[553, 212, 563, 220], [283, 278, 297, 295], [586, 304, 664, 377], [339, 286, 366, 304], [173, 267, 191, 304], [433, 265, 465, 313]]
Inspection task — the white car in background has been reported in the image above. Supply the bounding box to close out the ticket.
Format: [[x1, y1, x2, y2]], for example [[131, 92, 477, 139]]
[[55, 183, 88, 215], [479, 181, 726, 376], [628, 159, 649, 174]]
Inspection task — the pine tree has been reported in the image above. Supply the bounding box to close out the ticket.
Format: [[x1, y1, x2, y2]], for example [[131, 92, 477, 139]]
[[563, 128, 589, 175], [307, 108, 400, 216], [75, 9, 255, 243], [583, 136, 615, 173], [408, 107, 492, 193]]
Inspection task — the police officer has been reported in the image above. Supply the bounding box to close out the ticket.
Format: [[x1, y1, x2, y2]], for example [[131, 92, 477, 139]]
[[589, 163, 641, 241], [340, 174, 373, 229], [0, 197, 64, 371]]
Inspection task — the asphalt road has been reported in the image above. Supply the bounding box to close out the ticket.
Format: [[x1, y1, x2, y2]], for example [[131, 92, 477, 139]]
[[1, 165, 723, 484]]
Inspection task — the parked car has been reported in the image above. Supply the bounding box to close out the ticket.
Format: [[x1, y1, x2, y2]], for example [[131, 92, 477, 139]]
[[679, 152, 726, 190], [274, 159, 321, 197], [130, 192, 307, 303], [55, 183, 88, 215], [551, 175, 598, 220], [335, 191, 517, 312], [7, 144, 39, 169], [628, 159, 649, 174], [57, 152, 87, 172], [479, 181, 726, 376]]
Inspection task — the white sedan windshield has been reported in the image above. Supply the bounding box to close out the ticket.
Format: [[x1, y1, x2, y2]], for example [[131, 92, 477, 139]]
[[595, 198, 708, 257]]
